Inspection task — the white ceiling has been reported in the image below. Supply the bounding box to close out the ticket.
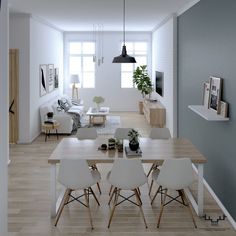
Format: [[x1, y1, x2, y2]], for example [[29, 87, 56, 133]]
[[8, 0, 195, 32]]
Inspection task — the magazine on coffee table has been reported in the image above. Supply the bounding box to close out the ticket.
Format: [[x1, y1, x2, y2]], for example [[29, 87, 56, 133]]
[[125, 146, 142, 157]]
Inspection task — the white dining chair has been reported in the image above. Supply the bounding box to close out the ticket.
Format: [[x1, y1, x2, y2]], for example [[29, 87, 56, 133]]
[[54, 159, 101, 229], [108, 128, 133, 195], [107, 158, 148, 228], [76, 127, 98, 139], [114, 127, 133, 140], [148, 127, 171, 194], [76, 127, 101, 194], [150, 158, 197, 228]]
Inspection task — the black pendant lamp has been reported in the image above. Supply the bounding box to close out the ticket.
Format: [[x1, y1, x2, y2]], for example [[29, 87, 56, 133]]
[[112, 0, 136, 63]]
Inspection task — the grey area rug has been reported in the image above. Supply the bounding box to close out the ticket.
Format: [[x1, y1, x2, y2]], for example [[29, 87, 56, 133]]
[[80, 115, 121, 135]]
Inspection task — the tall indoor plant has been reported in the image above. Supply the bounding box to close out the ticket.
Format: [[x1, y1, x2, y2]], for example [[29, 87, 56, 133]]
[[133, 65, 153, 113]]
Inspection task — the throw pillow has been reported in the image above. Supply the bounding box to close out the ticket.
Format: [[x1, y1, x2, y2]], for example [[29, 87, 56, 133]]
[[58, 99, 71, 112]]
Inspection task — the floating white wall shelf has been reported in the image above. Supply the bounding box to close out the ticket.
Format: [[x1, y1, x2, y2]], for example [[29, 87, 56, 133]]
[[188, 105, 229, 121]]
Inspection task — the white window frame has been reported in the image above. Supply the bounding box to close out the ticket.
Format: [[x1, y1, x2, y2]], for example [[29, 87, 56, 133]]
[[121, 41, 148, 88], [68, 41, 95, 88]]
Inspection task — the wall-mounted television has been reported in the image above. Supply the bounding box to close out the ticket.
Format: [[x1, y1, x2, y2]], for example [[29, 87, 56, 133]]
[[155, 71, 164, 97]]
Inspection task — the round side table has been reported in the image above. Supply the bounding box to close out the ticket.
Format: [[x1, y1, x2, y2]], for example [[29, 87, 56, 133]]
[[42, 122, 60, 142]]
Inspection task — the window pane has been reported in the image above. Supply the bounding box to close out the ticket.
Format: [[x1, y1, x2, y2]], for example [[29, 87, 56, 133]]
[[135, 56, 147, 67], [69, 42, 81, 54], [83, 56, 95, 71], [83, 42, 95, 54], [83, 72, 95, 88], [134, 42, 147, 54], [69, 56, 81, 74], [121, 63, 133, 72], [121, 72, 133, 88]]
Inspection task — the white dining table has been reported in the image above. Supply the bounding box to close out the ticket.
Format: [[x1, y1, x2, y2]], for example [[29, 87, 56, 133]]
[[48, 137, 207, 218]]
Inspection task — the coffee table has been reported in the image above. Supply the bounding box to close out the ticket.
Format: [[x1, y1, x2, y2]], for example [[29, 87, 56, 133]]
[[86, 107, 110, 125]]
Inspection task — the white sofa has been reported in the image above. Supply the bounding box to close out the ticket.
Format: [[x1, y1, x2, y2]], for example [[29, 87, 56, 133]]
[[39, 95, 84, 134]]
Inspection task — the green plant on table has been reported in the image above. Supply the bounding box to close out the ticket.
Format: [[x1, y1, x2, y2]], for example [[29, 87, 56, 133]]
[[127, 129, 140, 145], [93, 96, 105, 110]]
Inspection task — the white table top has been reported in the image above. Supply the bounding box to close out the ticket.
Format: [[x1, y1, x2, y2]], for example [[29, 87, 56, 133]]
[[86, 107, 110, 116]]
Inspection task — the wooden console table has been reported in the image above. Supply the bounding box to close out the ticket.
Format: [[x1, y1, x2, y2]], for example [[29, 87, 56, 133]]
[[143, 100, 166, 127]]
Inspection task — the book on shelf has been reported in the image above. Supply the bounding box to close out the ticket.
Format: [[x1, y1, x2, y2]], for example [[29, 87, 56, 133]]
[[125, 146, 142, 157]]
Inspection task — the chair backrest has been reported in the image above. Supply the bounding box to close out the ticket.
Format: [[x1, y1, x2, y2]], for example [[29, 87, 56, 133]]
[[114, 128, 132, 140], [108, 158, 147, 190], [157, 158, 194, 190], [149, 127, 171, 139], [58, 159, 95, 189], [76, 127, 97, 139]]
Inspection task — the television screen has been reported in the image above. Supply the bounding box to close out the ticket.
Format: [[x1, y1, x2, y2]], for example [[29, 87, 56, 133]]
[[155, 71, 164, 97]]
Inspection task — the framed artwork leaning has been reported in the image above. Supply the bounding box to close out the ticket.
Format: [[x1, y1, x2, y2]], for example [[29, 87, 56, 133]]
[[202, 81, 210, 108], [209, 76, 222, 114], [220, 101, 228, 118]]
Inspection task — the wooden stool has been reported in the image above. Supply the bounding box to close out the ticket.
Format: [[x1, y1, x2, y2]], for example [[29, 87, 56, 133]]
[[42, 122, 60, 142]]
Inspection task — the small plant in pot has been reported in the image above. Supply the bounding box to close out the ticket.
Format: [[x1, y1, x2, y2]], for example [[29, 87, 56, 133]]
[[128, 129, 140, 151]]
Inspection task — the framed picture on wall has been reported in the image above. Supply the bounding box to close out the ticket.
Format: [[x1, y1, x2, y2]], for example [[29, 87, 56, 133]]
[[202, 81, 210, 108], [39, 64, 47, 96], [209, 76, 222, 114], [47, 64, 54, 92], [54, 68, 59, 89]]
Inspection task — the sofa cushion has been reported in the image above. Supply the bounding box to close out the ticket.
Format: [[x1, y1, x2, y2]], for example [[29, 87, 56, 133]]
[[58, 98, 71, 112]]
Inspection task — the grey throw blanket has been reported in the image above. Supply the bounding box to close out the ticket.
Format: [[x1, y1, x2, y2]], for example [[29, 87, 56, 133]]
[[68, 113, 81, 131]]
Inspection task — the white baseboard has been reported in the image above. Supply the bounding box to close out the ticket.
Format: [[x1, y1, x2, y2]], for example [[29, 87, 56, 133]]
[[192, 164, 236, 230]]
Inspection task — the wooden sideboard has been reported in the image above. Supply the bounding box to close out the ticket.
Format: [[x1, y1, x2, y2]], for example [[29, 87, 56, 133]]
[[143, 100, 166, 127]]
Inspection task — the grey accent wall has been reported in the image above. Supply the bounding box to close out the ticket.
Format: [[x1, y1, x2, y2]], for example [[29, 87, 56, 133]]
[[178, 0, 236, 221]]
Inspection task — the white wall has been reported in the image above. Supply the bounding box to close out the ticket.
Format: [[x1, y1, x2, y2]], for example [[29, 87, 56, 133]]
[[0, 0, 9, 234], [30, 17, 63, 141], [9, 14, 63, 143], [64, 32, 152, 111], [152, 15, 177, 137]]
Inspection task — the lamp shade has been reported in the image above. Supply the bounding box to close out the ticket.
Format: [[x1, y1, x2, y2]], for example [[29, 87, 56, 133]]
[[112, 45, 136, 63], [70, 74, 80, 83]]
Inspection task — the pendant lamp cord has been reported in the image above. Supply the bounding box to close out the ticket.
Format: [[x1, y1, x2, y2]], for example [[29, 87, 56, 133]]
[[123, 0, 125, 45]]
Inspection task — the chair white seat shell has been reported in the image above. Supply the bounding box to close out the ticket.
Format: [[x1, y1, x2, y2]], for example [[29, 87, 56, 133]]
[[54, 159, 101, 229], [150, 158, 197, 228], [107, 158, 148, 228]]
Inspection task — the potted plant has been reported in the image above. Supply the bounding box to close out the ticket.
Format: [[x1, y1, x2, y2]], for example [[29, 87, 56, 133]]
[[127, 129, 140, 151], [93, 96, 105, 111], [133, 65, 153, 114]]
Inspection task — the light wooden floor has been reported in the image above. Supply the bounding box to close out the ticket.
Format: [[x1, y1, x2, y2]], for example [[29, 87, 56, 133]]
[[8, 112, 235, 236]]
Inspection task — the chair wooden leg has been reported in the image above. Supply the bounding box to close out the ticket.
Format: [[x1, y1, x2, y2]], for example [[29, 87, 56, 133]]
[[134, 189, 148, 228], [108, 188, 120, 228], [54, 189, 70, 226], [109, 185, 113, 196], [89, 187, 100, 206], [147, 163, 155, 177], [149, 179, 154, 195], [84, 189, 94, 229], [181, 190, 197, 228], [157, 188, 168, 228], [65, 189, 72, 204], [151, 186, 162, 205], [108, 187, 117, 205]]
